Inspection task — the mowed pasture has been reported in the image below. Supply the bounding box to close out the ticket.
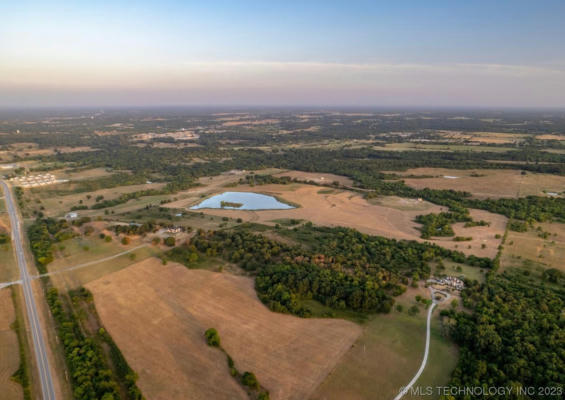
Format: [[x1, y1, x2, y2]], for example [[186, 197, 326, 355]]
[[399, 168, 565, 198], [501, 221, 565, 274], [87, 258, 361, 400], [312, 287, 458, 400], [0, 288, 23, 400], [189, 184, 506, 258]]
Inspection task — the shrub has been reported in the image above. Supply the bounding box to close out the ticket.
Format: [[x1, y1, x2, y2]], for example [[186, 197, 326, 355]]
[[241, 372, 259, 389], [204, 328, 220, 347]]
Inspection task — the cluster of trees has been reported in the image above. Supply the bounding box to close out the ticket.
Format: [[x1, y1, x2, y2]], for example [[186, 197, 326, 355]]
[[414, 205, 490, 239], [415, 211, 471, 238], [202, 327, 270, 400], [110, 222, 158, 236], [27, 218, 74, 273], [178, 225, 491, 315], [46, 287, 121, 400], [239, 174, 293, 186], [443, 273, 564, 399]]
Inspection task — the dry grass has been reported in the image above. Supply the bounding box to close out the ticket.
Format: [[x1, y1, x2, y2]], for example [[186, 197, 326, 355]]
[[536, 134, 565, 141], [400, 168, 565, 198], [189, 184, 505, 258], [312, 286, 458, 400], [0, 144, 95, 162], [501, 221, 565, 273], [0, 288, 23, 400], [273, 170, 353, 186], [86, 258, 361, 400], [28, 182, 165, 217]]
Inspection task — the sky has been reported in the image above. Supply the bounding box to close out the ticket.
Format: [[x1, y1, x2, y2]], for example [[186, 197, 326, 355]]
[[1, 0, 565, 108]]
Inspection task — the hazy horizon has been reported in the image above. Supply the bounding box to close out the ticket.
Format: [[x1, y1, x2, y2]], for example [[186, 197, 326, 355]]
[[2, 1, 565, 108]]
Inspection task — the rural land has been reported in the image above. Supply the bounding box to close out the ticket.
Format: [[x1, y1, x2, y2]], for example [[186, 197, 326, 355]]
[[0, 108, 563, 400]]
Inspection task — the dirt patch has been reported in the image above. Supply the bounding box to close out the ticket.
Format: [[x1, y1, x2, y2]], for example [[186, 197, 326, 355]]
[[86, 258, 360, 400], [0, 289, 23, 400]]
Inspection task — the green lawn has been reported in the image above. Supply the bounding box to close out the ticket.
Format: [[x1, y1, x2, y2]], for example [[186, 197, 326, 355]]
[[312, 308, 457, 400]]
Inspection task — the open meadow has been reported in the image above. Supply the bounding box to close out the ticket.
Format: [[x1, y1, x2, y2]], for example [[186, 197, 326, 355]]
[[183, 183, 506, 258], [312, 286, 458, 400], [399, 168, 565, 198], [86, 258, 361, 400], [501, 221, 565, 274]]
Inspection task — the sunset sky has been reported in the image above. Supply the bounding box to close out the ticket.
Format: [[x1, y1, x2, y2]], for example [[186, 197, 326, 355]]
[[2, 0, 565, 107]]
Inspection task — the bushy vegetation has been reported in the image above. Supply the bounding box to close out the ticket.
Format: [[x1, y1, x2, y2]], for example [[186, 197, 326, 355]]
[[443, 274, 564, 399], [174, 225, 491, 316], [27, 218, 75, 273], [46, 287, 121, 400]]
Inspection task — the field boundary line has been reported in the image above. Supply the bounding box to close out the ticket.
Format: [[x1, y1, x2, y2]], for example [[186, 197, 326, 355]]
[[34, 244, 148, 279]]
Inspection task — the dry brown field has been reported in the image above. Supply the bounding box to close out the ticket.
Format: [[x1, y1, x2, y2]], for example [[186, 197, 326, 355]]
[[188, 184, 505, 258], [536, 134, 565, 141], [501, 221, 565, 273], [399, 168, 565, 198], [0, 288, 23, 400], [273, 170, 354, 186], [86, 258, 361, 400]]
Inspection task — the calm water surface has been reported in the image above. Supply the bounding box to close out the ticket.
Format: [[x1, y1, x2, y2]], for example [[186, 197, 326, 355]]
[[190, 192, 294, 210]]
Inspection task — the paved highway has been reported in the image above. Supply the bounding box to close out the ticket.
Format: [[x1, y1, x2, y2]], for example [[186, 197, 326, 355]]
[[2, 181, 56, 400]]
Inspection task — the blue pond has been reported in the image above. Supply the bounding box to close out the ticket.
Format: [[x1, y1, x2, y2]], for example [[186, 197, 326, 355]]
[[190, 192, 295, 210]]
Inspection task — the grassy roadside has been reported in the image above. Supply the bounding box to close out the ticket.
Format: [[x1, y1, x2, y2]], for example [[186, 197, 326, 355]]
[[10, 285, 32, 400]]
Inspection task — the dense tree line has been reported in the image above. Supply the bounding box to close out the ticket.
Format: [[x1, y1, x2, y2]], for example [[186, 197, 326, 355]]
[[443, 273, 564, 399], [27, 218, 74, 273], [110, 222, 159, 236], [46, 287, 121, 400], [172, 225, 491, 315]]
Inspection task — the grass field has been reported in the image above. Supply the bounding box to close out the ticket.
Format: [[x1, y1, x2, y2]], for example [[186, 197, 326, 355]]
[[500, 221, 565, 274], [377, 142, 518, 153], [0, 214, 18, 283], [87, 258, 361, 400], [368, 196, 438, 212], [312, 287, 458, 400], [188, 184, 505, 258], [26, 182, 166, 218], [399, 168, 565, 199], [440, 260, 487, 283], [0, 288, 23, 400], [47, 230, 162, 290], [273, 170, 354, 186]]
